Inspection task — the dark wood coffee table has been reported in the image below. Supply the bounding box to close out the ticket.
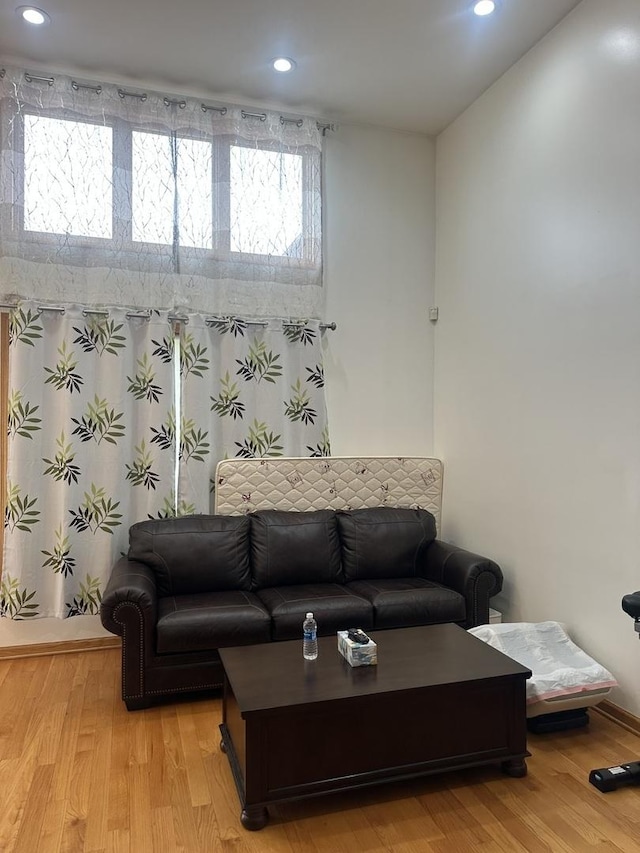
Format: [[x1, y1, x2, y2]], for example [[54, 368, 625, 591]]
[[219, 623, 531, 830]]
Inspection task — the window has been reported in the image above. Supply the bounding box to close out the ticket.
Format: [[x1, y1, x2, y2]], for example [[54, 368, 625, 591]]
[[23, 114, 113, 239], [17, 112, 315, 268], [230, 146, 303, 257], [131, 131, 214, 249], [0, 70, 323, 316]]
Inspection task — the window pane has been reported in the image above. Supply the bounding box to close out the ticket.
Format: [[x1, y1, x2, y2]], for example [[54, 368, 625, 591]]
[[24, 115, 112, 238], [230, 147, 303, 257], [132, 133, 213, 249], [177, 137, 212, 249], [132, 131, 174, 245]]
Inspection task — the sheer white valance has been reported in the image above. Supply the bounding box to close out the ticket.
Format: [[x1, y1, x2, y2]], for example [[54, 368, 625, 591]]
[[0, 66, 324, 317]]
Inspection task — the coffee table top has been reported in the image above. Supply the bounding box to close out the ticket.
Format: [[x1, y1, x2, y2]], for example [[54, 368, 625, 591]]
[[219, 623, 531, 714]]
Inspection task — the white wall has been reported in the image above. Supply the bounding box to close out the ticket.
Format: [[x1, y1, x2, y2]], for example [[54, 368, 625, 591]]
[[435, 0, 640, 714], [323, 124, 436, 455]]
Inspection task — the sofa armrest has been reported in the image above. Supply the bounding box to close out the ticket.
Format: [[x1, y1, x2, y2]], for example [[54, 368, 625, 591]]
[[423, 540, 503, 628], [100, 557, 158, 706], [101, 557, 158, 634]]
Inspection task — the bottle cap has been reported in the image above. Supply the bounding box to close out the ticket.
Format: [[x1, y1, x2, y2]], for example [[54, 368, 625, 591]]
[[306, 612, 313, 619]]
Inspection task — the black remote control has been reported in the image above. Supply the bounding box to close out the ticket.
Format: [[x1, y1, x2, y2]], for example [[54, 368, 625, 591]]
[[347, 629, 369, 644]]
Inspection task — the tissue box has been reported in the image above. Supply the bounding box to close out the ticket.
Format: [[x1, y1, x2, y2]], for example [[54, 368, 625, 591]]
[[337, 630, 377, 667]]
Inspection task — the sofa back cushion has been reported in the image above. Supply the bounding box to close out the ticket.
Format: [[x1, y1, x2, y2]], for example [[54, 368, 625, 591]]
[[128, 515, 251, 596], [336, 507, 437, 581], [250, 510, 342, 589]]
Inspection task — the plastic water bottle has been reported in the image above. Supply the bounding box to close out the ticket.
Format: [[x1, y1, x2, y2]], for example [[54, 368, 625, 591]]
[[303, 612, 318, 660]]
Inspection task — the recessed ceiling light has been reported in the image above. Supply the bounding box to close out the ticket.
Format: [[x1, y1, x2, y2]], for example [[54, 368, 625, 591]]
[[273, 57, 296, 73], [17, 6, 50, 25], [473, 0, 496, 15]]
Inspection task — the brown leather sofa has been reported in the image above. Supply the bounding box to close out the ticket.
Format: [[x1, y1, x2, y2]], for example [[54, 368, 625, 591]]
[[100, 506, 503, 709]]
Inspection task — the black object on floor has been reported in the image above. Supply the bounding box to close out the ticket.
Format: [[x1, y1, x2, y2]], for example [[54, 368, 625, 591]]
[[527, 707, 589, 734], [590, 761, 640, 792], [588, 591, 640, 791]]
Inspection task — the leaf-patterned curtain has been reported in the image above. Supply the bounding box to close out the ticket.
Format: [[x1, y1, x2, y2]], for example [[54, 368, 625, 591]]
[[178, 314, 330, 513], [0, 65, 333, 620], [1, 302, 175, 619]]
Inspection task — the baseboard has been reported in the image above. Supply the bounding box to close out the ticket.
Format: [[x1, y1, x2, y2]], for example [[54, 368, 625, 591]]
[[594, 700, 640, 737], [0, 635, 121, 660]]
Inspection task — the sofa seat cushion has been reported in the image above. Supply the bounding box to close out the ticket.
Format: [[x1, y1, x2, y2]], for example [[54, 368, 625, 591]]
[[250, 510, 343, 588], [347, 578, 466, 630], [337, 507, 436, 581], [257, 584, 373, 641], [156, 591, 271, 654]]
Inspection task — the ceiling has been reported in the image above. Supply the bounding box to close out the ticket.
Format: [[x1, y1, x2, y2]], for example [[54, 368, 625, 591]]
[[0, 0, 583, 135]]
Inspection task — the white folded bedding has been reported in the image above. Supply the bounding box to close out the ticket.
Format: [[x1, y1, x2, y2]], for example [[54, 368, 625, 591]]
[[468, 621, 617, 705]]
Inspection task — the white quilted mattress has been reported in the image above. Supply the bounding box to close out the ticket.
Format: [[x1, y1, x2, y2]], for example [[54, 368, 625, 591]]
[[214, 456, 443, 533]]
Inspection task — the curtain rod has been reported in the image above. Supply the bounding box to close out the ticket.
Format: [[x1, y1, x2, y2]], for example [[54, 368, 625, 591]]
[[83, 308, 151, 320], [0, 304, 336, 330], [24, 72, 54, 86], [13, 69, 337, 132], [0, 303, 152, 320], [72, 80, 102, 94], [205, 316, 336, 331]]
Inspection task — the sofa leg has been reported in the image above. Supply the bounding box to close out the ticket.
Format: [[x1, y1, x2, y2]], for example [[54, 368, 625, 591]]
[[124, 696, 149, 711]]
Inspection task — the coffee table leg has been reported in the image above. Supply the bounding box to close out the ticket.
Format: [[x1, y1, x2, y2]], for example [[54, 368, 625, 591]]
[[241, 805, 269, 831], [502, 758, 527, 777]]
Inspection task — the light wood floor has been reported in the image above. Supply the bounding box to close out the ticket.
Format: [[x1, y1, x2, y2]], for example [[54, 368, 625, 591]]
[[2, 649, 640, 853]]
